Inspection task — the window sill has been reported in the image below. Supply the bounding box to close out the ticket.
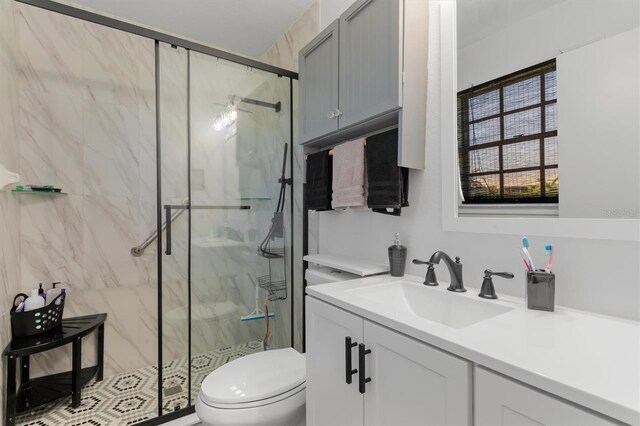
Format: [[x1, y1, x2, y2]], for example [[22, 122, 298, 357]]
[[458, 204, 558, 218], [443, 214, 639, 241]]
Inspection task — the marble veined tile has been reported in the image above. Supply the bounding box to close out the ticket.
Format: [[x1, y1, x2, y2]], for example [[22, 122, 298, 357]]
[[138, 105, 157, 199], [0, 0, 20, 320], [137, 39, 156, 112], [19, 89, 83, 194], [82, 195, 146, 289], [16, 3, 84, 99], [83, 100, 140, 198], [82, 20, 140, 109], [0, 0, 18, 166], [20, 194, 84, 292], [0, 192, 21, 315]]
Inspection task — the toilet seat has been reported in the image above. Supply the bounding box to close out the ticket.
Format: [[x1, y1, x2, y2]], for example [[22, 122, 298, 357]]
[[203, 382, 306, 409], [199, 348, 306, 409]]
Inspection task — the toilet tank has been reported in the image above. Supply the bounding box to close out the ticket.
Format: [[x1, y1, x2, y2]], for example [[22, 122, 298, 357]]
[[305, 266, 360, 286], [304, 253, 390, 286]]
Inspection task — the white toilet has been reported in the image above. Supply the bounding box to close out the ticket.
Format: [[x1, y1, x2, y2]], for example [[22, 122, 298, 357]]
[[196, 348, 306, 426], [196, 258, 366, 426]]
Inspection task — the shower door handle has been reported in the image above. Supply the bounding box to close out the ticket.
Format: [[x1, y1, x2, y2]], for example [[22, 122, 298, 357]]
[[165, 205, 173, 255], [163, 204, 250, 256]]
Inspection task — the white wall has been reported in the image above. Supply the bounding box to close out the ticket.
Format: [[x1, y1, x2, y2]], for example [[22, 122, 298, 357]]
[[317, 1, 640, 321], [457, 0, 640, 219], [558, 28, 640, 218]]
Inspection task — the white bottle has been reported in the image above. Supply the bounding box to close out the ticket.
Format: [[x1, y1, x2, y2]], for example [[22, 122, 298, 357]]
[[24, 289, 45, 311], [46, 287, 63, 305]]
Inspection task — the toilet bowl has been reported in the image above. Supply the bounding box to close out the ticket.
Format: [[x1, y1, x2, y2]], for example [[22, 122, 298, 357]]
[[196, 348, 306, 426], [196, 257, 364, 426]]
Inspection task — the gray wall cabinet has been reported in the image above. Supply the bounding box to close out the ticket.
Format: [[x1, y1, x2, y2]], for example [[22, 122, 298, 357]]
[[339, 0, 402, 128], [299, 20, 340, 143], [298, 0, 429, 170]]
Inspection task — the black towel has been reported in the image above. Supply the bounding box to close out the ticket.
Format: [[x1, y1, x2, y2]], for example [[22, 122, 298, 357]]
[[372, 168, 409, 216], [366, 129, 409, 215], [305, 150, 333, 211]]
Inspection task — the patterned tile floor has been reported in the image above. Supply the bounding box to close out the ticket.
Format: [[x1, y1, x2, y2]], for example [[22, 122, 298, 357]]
[[16, 340, 264, 426]]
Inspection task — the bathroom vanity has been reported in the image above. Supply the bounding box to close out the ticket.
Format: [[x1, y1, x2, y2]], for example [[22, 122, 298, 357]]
[[305, 276, 639, 425]]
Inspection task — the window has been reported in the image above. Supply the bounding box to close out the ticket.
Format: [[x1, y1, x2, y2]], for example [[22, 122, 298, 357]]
[[457, 60, 558, 204]]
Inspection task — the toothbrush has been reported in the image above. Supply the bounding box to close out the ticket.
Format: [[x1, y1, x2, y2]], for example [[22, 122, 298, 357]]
[[545, 245, 554, 273], [520, 248, 533, 272], [522, 237, 536, 270]]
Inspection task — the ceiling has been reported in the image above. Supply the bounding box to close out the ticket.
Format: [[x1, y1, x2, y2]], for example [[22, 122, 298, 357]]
[[66, 0, 316, 58], [457, 0, 565, 48]]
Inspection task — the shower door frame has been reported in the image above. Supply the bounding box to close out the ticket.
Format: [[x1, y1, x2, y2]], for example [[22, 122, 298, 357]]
[[14, 1, 299, 424]]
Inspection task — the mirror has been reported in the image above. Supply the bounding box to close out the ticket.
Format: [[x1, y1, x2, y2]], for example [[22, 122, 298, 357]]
[[456, 0, 639, 219]]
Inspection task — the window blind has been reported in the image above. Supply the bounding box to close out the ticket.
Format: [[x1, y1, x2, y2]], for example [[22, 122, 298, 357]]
[[458, 60, 558, 204]]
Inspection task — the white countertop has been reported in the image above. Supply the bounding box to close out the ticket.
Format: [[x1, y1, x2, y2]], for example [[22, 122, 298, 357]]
[[306, 274, 640, 425]]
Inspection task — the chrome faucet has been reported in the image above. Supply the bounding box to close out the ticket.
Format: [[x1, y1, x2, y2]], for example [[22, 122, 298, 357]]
[[429, 251, 466, 292]]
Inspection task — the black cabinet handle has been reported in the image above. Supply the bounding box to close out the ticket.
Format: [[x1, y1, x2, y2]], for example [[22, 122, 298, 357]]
[[358, 343, 371, 394], [345, 337, 358, 384]]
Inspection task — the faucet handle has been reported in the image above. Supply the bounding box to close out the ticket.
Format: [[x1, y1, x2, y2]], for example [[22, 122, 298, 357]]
[[485, 270, 514, 280], [455, 256, 461, 263], [412, 259, 439, 286], [479, 269, 514, 299]]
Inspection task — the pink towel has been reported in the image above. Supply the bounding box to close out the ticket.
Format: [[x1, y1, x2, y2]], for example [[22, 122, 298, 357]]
[[332, 138, 367, 209]]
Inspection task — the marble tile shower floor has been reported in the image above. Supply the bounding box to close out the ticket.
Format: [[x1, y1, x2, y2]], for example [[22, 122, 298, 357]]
[[16, 340, 264, 426]]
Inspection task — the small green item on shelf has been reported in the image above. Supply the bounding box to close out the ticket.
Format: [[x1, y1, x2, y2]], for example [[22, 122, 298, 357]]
[[15, 185, 24, 191]]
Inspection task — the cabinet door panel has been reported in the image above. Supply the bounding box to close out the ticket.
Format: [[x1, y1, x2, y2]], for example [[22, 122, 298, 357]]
[[339, 0, 402, 128], [363, 321, 471, 426], [475, 367, 615, 426], [299, 20, 340, 143], [306, 297, 364, 426]]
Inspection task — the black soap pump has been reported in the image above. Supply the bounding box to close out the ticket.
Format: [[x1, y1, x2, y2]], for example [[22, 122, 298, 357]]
[[388, 233, 407, 277]]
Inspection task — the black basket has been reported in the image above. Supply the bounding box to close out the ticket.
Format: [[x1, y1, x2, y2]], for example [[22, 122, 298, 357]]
[[258, 275, 287, 301], [10, 293, 65, 337]]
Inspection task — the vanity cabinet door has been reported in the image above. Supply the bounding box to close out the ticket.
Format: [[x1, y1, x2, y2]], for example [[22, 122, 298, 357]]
[[475, 367, 616, 426], [362, 321, 471, 426], [299, 20, 340, 144], [338, 0, 402, 128], [306, 297, 364, 426]]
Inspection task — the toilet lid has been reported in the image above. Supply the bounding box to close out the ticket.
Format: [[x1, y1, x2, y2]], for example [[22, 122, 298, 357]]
[[200, 348, 305, 405]]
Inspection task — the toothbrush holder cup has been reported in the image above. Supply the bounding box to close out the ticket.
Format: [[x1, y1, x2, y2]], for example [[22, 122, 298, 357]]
[[526, 271, 555, 312]]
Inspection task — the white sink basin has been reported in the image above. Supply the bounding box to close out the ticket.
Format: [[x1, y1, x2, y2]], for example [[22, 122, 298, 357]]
[[347, 280, 514, 329]]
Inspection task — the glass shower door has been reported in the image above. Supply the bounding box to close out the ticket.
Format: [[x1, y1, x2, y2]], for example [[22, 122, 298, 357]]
[[157, 44, 294, 414], [157, 42, 191, 414], [188, 52, 293, 402]]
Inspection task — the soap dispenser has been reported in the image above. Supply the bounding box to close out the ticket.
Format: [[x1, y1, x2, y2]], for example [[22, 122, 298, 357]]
[[388, 233, 407, 277]]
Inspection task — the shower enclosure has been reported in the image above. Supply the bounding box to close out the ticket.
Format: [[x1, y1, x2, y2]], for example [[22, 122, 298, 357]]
[[8, 1, 296, 423], [154, 43, 295, 415]]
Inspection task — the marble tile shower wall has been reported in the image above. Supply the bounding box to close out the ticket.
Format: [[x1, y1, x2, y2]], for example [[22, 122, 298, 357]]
[[4, 3, 159, 380], [0, 0, 20, 421]]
